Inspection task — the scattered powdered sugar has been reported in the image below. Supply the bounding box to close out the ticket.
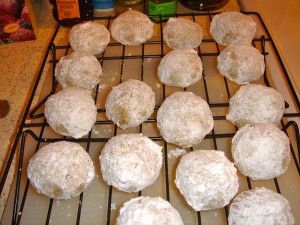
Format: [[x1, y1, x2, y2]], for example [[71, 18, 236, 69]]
[[145, 58, 153, 63], [111, 203, 117, 210], [92, 127, 99, 135], [168, 148, 187, 159], [97, 84, 108, 92]]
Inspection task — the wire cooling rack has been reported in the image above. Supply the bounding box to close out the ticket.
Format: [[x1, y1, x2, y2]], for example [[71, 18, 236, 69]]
[[1, 12, 300, 225]]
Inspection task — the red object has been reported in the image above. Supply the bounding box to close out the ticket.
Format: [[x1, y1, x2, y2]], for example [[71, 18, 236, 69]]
[[10, 27, 35, 41], [0, 0, 20, 17], [20, 4, 30, 21], [0, 13, 17, 23], [0, 0, 36, 44]]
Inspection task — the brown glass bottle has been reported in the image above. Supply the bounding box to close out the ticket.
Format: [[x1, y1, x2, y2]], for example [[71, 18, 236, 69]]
[[178, 0, 228, 11], [50, 0, 94, 26]]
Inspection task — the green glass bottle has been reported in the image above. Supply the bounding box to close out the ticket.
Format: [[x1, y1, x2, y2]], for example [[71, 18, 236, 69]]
[[148, 0, 177, 22]]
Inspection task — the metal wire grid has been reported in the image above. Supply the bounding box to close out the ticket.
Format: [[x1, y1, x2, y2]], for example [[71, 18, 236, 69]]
[[1, 12, 300, 225]]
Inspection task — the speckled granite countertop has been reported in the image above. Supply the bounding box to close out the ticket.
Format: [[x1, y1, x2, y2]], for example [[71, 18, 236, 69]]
[[0, 0, 240, 219]]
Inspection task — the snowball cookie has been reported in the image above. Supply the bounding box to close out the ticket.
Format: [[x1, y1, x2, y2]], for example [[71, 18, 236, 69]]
[[163, 17, 203, 49], [175, 150, 239, 211], [157, 91, 213, 148], [55, 51, 102, 91], [100, 133, 163, 193], [217, 43, 265, 84], [116, 196, 184, 225], [111, 10, 153, 46], [228, 187, 295, 225], [45, 88, 97, 138], [27, 141, 95, 200], [158, 49, 203, 88], [210, 11, 256, 46], [69, 21, 110, 55], [226, 84, 285, 127], [105, 79, 155, 129], [232, 123, 290, 180]]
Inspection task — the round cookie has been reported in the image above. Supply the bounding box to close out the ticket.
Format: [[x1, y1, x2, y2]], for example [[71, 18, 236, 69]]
[[228, 187, 295, 225], [99, 133, 162, 193], [55, 51, 102, 91], [157, 91, 213, 148], [116, 196, 184, 225], [232, 123, 290, 180], [44, 87, 97, 139], [105, 79, 155, 129], [69, 21, 110, 55], [210, 11, 256, 46], [226, 84, 285, 127], [27, 141, 95, 200], [158, 49, 203, 88], [217, 43, 265, 84], [163, 17, 203, 49], [111, 10, 153, 46], [175, 150, 239, 211]]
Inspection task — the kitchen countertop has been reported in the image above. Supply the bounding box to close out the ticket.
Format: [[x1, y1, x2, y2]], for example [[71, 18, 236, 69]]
[[0, 0, 299, 220]]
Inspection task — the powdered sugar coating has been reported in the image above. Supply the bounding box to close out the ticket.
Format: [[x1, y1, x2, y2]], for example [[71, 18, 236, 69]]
[[210, 11, 256, 46], [217, 43, 265, 84], [116, 196, 184, 225], [232, 123, 290, 180], [100, 134, 162, 193], [45, 88, 97, 138], [175, 150, 239, 211], [55, 51, 102, 91], [69, 21, 110, 55], [228, 187, 295, 225], [226, 84, 285, 127], [158, 49, 203, 88], [157, 91, 213, 148], [163, 18, 203, 49], [27, 141, 95, 200], [105, 79, 155, 129], [111, 10, 153, 46]]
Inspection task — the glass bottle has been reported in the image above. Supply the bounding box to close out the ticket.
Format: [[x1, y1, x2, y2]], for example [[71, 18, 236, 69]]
[[147, 0, 176, 22], [118, 0, 142, 6], [115, 0, 144, 15], [50, 0, 94, 26], [178, 0, 228, 11]]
